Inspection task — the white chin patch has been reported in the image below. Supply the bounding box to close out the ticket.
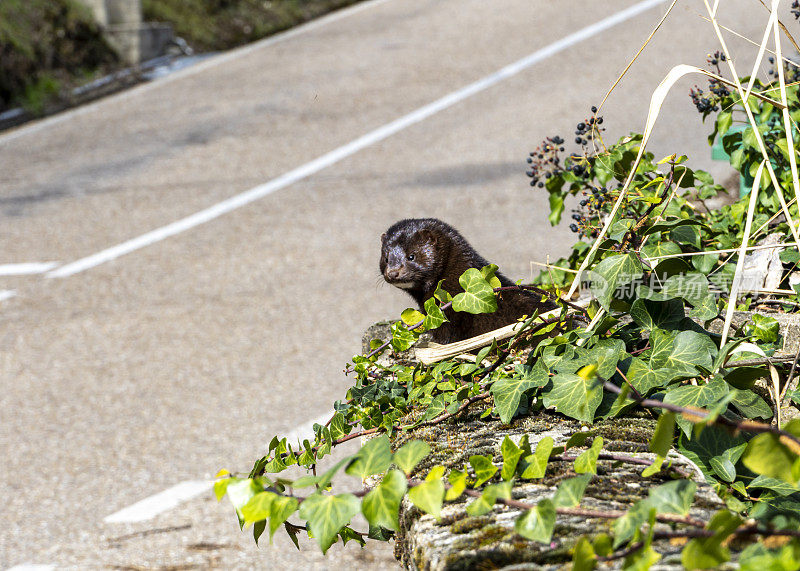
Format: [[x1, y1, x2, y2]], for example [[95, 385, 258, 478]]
[[392, 282, 415, 289]]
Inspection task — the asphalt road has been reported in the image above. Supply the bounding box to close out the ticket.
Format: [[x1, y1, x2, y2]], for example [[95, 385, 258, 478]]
[[0, 0, 773, 568]]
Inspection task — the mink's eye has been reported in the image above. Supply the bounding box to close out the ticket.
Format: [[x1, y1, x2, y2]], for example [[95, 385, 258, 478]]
[[407, 254, 415, 261]]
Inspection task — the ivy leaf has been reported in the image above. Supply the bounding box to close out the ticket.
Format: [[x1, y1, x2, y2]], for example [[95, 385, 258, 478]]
[[452, 268, 498, 314], [649, 412, 675, 457], [574, 436, 603, 474], [408, 470, 445, 517], [585, 253, 643, 310], [664, 330, 716, 376], [681, 510, 742, 570], [393, 440, 431, 476], [678, 426, 748, 483], [465, 481, 512, 516], [739, 542, 800, 571], [571, 536, 597, 571], [491, 362, 549, 423], [729, 389, 772, 419], [362, 469, 407, 532], [625, 357, 673, 394], [226, 478, 262, 525], [742, 432, 800, 485], [480, 264, 503, 289], [267, 495, 299, 541], [446, 469, 467, 501], [514, 498, 556, 543], [519, 436, 554, 479], [423, 297, 448, 330], [500, 436, 524, 481], [542, 372, 603, 422], [612, 501, 653, 549], [664, 376, 730, 437], [552, 474, 592, 508], [390, 321, 417, 351], [647, 480, 696, 515], [299, 493, 361, 554], [748, 475, 800, 496], [470, 455, 499, 487], [401, 308, 425, 327], [630, 298, 685, 331], [345, 435, 393, 478], [241, 491, 276, 525]]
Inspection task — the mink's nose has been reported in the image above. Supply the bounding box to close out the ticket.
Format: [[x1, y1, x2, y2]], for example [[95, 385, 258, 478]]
[[386, 268, 400, 280]]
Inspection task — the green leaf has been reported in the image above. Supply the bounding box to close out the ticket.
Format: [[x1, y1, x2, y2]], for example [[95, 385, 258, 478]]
[[500, 436, 524, 481], [647, 479, 696, 515], [227, 478, 262, 524], [612, 501, 653, 548], [214, 477, 232, 501], [739, 541, 800, 571], [267, 495, 299, 541], [390, 321, 417, 351], [446, 469, 467, 501], [574, 437, 603, 474], [552, 474, 592, 508], [241, 491, 276, 525], [748, 475, 800, 496], [470, 455, 499, 487], [585, 253, 643, 310], [362, 469, 407, 532], [423, 297, 448, 330], [393, 440, 431, 476], [681, 510, 742, 570], [520, 436, 554, 479], [650, 412, 675, 457], [299, 493, 361, 554], [346, 435, 393, 478], [514, 499, 556, 543], [465, 481, 512, 516], [747, 314, 780, 343], [625, 358, 673, 394], [451, 268, 498, 314], [408, 477, 445, 518], [572, 536, 597, 571], [542, 372, 603, 422], [480, 264, 503, 289], [743, 432, 800, 485], [630, 298, 685, 331], [401, 308, 425, 327], [678, 426, 747, 483], [729, 389, 772, 419], [664, 330, 716, 375], [491, 362, 549, 423], [665, 378, 730, 437]]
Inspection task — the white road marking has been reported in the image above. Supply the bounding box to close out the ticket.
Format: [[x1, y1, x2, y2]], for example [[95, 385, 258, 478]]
[[46, 0, 666, 279], [7, 565, 56, 571], [103, 480, 214, 523], [0, 0, 394, 146], [101, 411, 333, 524], [281, 411, 336, 445], [0, 290, 17, 302], [0, 262, 58, 276]]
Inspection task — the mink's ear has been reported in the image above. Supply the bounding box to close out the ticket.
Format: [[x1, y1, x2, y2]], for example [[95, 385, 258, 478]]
[[381, 232, 387, 243], [418, 229, 438, 245]]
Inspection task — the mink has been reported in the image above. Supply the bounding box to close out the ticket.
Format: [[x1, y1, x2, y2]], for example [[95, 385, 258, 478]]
[[380, 218, 556, 343]]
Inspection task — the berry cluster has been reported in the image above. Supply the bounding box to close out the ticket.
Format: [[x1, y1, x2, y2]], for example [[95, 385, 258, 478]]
[[689, 86, 718, 114], [766, 55, 800, 83], [792, 0, 800, 19], [526, 136, 565, 188]]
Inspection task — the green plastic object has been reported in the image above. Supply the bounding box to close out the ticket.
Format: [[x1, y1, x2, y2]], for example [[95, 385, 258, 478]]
[[710, 125, 749, 197]]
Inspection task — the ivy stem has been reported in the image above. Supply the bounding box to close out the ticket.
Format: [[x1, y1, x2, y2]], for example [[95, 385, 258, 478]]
[[601, 380, 800, 448]]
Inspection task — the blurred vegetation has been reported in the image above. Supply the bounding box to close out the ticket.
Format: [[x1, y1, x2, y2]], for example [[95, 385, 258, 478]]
[[0, 0, 119, 114], [0, 0, 363, 117], [142, 0, 363, 52]]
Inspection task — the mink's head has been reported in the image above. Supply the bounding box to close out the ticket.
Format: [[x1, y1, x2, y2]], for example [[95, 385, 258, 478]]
[[379, 219, 449, 294]]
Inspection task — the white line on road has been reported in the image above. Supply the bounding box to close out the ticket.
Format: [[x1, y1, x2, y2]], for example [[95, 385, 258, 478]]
[[0, 262, 59, 276], [101, 411, 332, 524], [0, 290, 17, 302], [46, 0, 666, 279], [6, 565, 56, 571], [103, 480, 214, 524], [282, 411, 336, 445], [0, 0, 394, 146]]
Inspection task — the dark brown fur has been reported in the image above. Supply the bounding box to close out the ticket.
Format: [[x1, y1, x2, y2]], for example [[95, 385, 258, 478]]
[[380, 218, 556, 343]]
